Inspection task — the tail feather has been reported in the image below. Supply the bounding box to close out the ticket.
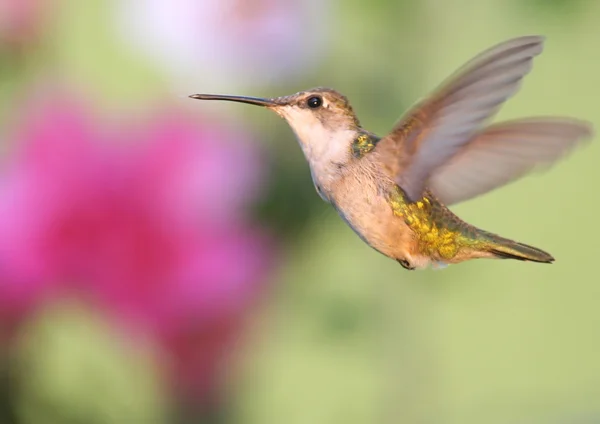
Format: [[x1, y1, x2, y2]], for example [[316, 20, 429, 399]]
[[479, 231, 554, 263]]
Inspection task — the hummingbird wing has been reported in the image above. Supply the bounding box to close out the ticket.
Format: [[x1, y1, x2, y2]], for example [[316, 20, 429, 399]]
[[428, 118, 592, 205], [377, 36, 545, 201]]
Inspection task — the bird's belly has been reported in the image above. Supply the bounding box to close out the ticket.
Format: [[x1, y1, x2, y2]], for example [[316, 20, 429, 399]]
[[330, 182, 415, 262]]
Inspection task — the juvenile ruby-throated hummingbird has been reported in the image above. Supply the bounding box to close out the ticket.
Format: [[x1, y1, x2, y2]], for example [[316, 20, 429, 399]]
[[190, 36, 592, 270]]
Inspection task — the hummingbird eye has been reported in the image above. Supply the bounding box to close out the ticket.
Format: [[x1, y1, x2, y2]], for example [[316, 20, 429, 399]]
[[306, 96, 323, 109]]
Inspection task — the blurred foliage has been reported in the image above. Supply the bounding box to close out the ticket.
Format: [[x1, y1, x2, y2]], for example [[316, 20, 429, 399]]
[[11, 301, 168, 424], [253, 154, 328, 241]]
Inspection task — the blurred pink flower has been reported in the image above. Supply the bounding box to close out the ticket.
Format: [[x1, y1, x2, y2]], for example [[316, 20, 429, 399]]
[[0, 0, 53, 48], [114, 0, 330, 91], [0, 94, 273, 400]]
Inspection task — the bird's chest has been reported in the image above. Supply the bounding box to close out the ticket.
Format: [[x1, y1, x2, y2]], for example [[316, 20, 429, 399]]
[[326, 168, 406, 254]]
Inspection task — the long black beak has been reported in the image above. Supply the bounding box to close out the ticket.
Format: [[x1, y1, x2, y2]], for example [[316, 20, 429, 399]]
[[189, 94, 279, 107]]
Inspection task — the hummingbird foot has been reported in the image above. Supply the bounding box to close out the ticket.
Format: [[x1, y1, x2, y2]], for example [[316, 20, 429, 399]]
[[397, 258, 416, 270]]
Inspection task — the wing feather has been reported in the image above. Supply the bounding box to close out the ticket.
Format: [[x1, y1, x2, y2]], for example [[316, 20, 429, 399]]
[[375, 36, 546, 201], [429, 118, 593, 205]]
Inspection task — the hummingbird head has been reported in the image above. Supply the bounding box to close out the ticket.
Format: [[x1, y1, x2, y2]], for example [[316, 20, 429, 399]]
[[190, 88, 362, 163]]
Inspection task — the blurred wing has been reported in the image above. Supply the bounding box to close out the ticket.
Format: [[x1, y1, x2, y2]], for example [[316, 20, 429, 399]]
[[376, 36, 545, 201], [429, 118, 593, 205]]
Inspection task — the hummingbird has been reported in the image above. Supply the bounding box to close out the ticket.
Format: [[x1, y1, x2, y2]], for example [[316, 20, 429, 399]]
[[190, 36, 592, 270]]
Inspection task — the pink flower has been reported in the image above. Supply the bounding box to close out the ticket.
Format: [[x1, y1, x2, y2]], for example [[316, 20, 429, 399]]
[[0, 93, 274, 400]]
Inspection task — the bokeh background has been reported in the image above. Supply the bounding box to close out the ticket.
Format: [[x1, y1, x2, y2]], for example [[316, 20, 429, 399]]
[[1, 0, 599, 423]]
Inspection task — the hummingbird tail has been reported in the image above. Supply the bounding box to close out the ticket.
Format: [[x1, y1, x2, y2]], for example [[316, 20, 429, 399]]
[[479, 232, 555, 263]]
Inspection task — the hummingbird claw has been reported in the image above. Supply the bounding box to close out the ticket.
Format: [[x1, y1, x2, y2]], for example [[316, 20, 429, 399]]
[[397, 259, 416, 270]]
